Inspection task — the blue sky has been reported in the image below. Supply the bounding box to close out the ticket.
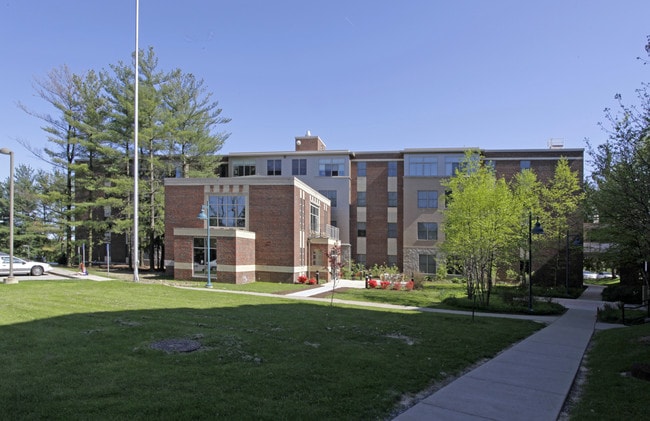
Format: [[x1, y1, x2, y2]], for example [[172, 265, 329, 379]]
[[1, 1, 648, 175]]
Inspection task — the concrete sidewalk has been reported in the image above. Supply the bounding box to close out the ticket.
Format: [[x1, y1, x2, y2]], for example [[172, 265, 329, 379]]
[[284, 278, 367, 297], [393, 285, 609, 421]]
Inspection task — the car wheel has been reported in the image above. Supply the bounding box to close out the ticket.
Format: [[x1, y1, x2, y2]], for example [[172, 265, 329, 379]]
[[31, 266, 44, 276]]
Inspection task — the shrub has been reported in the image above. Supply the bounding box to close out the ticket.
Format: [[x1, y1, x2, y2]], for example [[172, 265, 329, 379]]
[[308, 278, 317, 285], [405, 280, 414, 291], [602, 284, 642, 304], [368, 279, 378, 288], [380, 281, 390, 289], [392, 282, 401, 291], [297, 275, 307, 284]]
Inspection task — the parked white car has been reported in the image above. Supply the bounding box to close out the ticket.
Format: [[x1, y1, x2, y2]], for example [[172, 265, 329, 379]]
[[0, 254, 52, 276], [582, 270, 598, 280]]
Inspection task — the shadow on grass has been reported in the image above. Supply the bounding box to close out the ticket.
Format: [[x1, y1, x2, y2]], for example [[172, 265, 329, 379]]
[[0, 282, 542, 420]]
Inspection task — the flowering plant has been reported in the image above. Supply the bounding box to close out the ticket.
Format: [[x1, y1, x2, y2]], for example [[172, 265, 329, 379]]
[[297, 275, 308, 284], [308, 278, 317, 285], [405, 280, 414, 291], [380, 280, 390, 289], [368, 279, 378, 288], [392, 282, 402, 291]]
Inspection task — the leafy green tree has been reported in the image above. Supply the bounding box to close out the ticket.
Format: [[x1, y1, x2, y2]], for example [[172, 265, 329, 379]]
[[588, 82, 650, 286], [442, 152, 522, 305]]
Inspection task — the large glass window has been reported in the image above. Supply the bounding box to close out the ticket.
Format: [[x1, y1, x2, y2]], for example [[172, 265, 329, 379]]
[[357, 162, 366, 177], [520, 160, 531, 171], [417, 222, 438, 240], [193, 237, 217, 278], [267, 159, 281, 175], [417, 190, 438, 208], [310, 204, 320, 234], [319, 190, 337, 207], [319, 158, 345, 176], [233, 160, 256, 176], [388, 161, 398, 177], [292, 159, 306, 175], [388, 192, 398, 207], [408, 156, 437, 176], [209, 195, 246, 227], [445, 157, 461, 176], [357, 191, 367, 207], [419, 254, 436, 274]]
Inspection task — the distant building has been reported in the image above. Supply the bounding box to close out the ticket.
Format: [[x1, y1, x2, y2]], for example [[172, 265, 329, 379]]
[[164, 133, 584, 284]]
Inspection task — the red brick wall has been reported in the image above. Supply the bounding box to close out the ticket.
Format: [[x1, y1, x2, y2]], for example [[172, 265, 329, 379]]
[[164, 184, 205, 261]]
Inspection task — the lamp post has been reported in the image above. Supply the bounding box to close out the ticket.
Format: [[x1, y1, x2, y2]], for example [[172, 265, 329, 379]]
[[0, 148, 16, 284], [197, 204, 213, 288], [528, 211, 544, 311]]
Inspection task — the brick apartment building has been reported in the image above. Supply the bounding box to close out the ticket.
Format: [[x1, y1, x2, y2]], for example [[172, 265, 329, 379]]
[[164, 133, 584, 284]]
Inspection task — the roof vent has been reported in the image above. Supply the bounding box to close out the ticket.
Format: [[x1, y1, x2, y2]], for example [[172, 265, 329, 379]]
[[548, 138, 564, 149], [306, 130, 311, 136]]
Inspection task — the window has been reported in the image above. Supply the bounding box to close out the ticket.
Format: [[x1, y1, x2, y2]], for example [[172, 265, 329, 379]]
[[356, 254, 366, 266], [357, 222, 366, 237], [310, 204, 320, 234], [388, 223, 397, 238], [209, 195, 246, 227], [319, 190, 337, 207], [445, 157, 461, 176], [233, 160, 256, 176], [319, 158, 345, 176], [520, 160, 531, 171], [417, 222, 438, 240], [388, 161, 398, 177], [388, 192, 398, 207], [417, 190, 438, 208], [408, 156, 437, 176], [193, 237, 216, 278], [357, 162, 366, 177], [292, 158, 306, 175], [387, 255, 397, 267], [419, 254, 436, 274], [267, 159, 281, 175], [357, 191, 367, 207]]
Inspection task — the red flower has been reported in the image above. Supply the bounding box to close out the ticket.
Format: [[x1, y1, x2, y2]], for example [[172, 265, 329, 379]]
[[308, 278, 317, 285], [297, 275, 308, 284], [368, 279, 378, 288], [380, 281, 390, 289], [405, 280, 414, 291]]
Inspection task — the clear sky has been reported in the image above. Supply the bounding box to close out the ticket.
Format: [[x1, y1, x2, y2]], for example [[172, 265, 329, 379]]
[[1, 1, 648, 175]]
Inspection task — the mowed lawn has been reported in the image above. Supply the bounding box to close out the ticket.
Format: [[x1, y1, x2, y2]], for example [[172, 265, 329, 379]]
[[0, 280, 542, 420]]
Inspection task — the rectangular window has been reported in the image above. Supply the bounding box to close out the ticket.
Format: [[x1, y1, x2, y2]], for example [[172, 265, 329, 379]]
[[232, 160, 256, 176], [445, 157, 461, 176], [357, 162, 366, 177], [520, 160, 531, 171], [408, 156, 437, 176], [292, 158, 306, 175], [319, 190, 337, 207], [388, 223, 397, 238], [267, 159, 281, 175], [193, 237, 217, 278], [357, 222, 366, 237], [419, 254, 436, 274], [310, 204, 320, 234], [356, 254, 366, 266], [357, 191, 367, 207], [209, 195, 246, 228], [417, 190, 438, 208], [388, 191, 398, 207], [387, 255, 397, 267], [319, 158, 345, 176], [388, 161, 398, 177], [417, 222, 438, 240]]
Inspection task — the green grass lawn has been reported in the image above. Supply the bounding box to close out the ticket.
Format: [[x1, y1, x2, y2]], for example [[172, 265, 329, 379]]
[[568, 323, 650, 420], [0, 280, 542, 420]]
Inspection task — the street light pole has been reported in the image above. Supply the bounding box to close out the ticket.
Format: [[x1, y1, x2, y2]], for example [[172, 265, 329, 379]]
[[197, 204, 213, 288], [528, 211, 544, 311], [0, 148, 16, 284]]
